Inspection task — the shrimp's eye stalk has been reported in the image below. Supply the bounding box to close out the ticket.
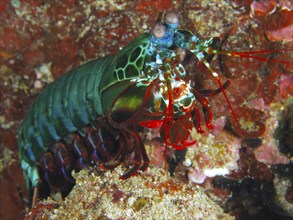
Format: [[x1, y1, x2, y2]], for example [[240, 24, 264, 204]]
[[164, 11, 179, 29], [151, 23, 166, 39], [150, 22, 174, 47]]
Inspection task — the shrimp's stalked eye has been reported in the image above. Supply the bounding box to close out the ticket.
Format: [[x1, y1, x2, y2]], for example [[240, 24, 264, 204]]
[[164, 11, 179, 29], [151, 23, 166, 39]]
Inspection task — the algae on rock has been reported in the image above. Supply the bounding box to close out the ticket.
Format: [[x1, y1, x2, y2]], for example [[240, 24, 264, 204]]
[[38, 166, 234, 220]]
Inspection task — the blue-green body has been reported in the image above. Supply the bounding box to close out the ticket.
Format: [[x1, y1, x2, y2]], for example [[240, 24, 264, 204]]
[[19, 57, 108, 187], [19, 33, 150, 191]]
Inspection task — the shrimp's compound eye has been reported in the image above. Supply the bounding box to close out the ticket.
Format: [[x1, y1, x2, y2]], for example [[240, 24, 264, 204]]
[[151, 23, 166, 39], [150, 22, 174, 47], [164, 11, 179, 29]]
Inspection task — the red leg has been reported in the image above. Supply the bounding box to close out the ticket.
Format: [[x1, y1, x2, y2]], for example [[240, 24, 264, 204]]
[[191, 106, 205, 134], [120, 129, 149, 179], [192, 88, 214, 130]]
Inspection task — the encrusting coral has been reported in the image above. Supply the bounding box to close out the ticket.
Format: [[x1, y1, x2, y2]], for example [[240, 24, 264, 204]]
[[36, 165, 234, 220]]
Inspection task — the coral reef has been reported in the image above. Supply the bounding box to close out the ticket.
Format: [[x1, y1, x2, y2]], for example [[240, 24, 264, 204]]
[[36, 166, 234, 220]]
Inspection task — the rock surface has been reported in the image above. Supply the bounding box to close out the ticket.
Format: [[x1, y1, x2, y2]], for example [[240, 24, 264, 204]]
[[38, 166, 234, 220]]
